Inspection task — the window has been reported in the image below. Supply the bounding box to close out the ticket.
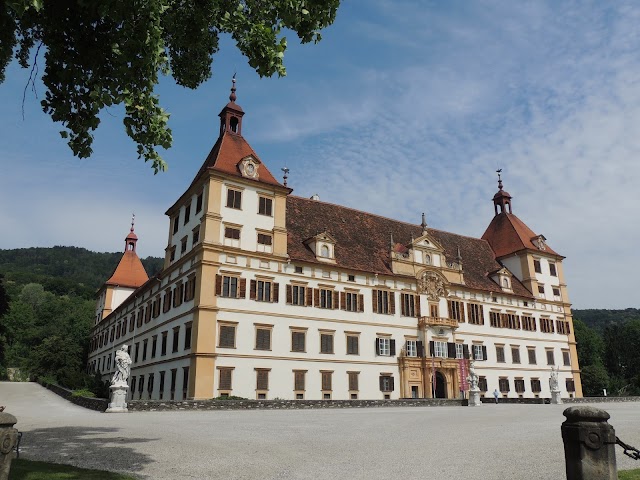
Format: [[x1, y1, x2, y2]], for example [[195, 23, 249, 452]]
[[430, 304, 439, 318], [257, 233, 273, 253], [511, 346, 521, 364], [372, 290, 394, 314], [218, 275, 239, 298], [433, 341, 447, 359], [562, 350, 571, 366], [255, 327, 272, 350], [566, 379, 576, 392], [553, 287, 561, 297], [173, 216, 179, 234], [173, 283, 184, 308], [478, 376, 488, 392], [557, 320, 570, 335], [288, 284, 307, 306], [320, 245, 330, 258], [406, 340, 418, 357], [291, 330, 306, 352], [448, 300, 463, 321], [376, 337, 394, 356], [540, 318, 555, 333], [467, 303, 484, 325], [224, 227, 241, 247], [343, 292, 361, 312], [192, 228, 200, 246], [348, 372, 359, 391], [318, 288, 334, 309], [184, 323, 192, 350], [528, 348, 537, 365], [549, 263, 557, 276], [522, 315, 536, 331], [226, 188, 242, 209], [172, 327, 180, 353], [496, 346, 505, 363], [170, 246, 176, 262], [321, 371, 332, 391], [170, 369, 177, 399], [538, 285, 545, 296], [184, 204, 191, 225], [134, 342, 140, 362], [498, 378, 510, 392], [401, 293, 417, 317], [503, 313, 520, 329], [182, 367, 189, 397], [256, 369, 269, 391], [294, 266, 303, 274], [531, 378, 542, 393], [294, 371, 306, 392], [348, 274, 355, 282], [514, 379, 525, 394], [251, 279, 275, 302], [489, 311, 500, 328], [184, 276, 197, 302], [161, 332, 167, 356], [258, 197, 273, 216], [195, 192, 203, 213], [320, 333, 334, 354], [534, 260, 542, 273], [159, 371, 165, 400], [219, 324, 236, 348], [219, 368, 233, 391], [380, 375, 394, 393], [546, 349, 555, 365], [151, 336, 157, 358], [455, 343, 464, 359], [138, 376, 144, 399], [473, 344, 486, 361], [346, 334, 359, 355], [147, 373, 155, 394], [181, 237, 187, 254]]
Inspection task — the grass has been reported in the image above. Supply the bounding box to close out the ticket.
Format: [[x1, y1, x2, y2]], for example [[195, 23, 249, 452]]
[[620, 469, 640, 480], [9, 459, 136, 480]]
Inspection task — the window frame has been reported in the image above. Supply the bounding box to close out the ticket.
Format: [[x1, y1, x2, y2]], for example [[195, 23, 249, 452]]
[[258, 196, 273, 216], [226, 188, 242, 210]]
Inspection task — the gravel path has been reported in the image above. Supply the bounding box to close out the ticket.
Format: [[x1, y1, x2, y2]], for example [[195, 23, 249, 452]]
[[1, 382, 639, 479]]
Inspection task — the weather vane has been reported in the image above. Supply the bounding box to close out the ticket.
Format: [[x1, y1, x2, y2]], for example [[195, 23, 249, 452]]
[[281, 166, 290, 187]]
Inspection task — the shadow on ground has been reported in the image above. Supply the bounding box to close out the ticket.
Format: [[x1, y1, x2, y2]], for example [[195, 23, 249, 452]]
[[18, 426, 156, 478]]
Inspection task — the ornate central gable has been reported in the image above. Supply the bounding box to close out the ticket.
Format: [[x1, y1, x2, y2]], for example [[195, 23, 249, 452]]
[[418, 269, 448, 300]]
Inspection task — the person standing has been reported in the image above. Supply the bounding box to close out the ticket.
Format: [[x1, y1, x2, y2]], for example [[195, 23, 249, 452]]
[[493, 388, 500, 404]]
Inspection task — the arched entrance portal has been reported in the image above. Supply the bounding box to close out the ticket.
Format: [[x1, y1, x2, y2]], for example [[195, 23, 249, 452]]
[[435, 372, 447, 399]]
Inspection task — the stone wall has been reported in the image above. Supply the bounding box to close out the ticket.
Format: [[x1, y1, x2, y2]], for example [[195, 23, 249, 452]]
[[480, 397, 547, 404], [564, 396, 640, 404], [128, 398, 465, 412], [38, 380, 108, 412]]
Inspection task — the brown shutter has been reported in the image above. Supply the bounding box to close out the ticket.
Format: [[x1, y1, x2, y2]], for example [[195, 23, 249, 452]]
[[332, 291, 338, 309], [447, 342, 456, 359], [415, 295, 421, 317], [389, 292, 395, 314], [272, 283, 279, 303], [390, 376, 395, 392], [417, 341, 424, 358], [358, 294, 364, 312], [447, 300, 452, 319], [429, 341, 435, 356], [463, 344, 470, 359], [481, 345, 488, 361], [375, 338, 380, 355], [250, 280, 257, 300], [306, 287, 313, 307], [379, 376, 384, 391], [390, 339, 396, 356], [286, 285, 293, 304], [314, 288, 320, 307], [460, 303, 466, 322], [215, 274, 222, 296], [400, 294, 406, 316], [239, 278, 246, 298], [340, 292, 346, 310], [372, 290, 378, 313]]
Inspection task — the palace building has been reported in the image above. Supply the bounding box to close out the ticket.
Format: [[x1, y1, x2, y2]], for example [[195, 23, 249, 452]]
[[88, 80, 583, 401]]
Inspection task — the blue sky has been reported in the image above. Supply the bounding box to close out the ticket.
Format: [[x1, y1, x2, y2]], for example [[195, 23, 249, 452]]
[[1, 0, 639, 309]]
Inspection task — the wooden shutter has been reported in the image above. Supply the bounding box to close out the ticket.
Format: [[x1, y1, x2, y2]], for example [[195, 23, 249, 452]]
[[429, 341, 435, 356], [375, 338, 380, 355], [417, 340, 424, 358], [400, 294, 406, 316], [447, 342, 456, 359], [372, 290, 378, 313], [389, 292, 395, 314], [294, 371, 305, 391], [239, 278, 246, 298], [305, 287, 313, 306], [286, 285, 293, 304], [250, 280, 257, 300], [460, 303, 466, 322], [292, 332, 305, 352], [217, 276, 223, 297], [219, 325, 235, 348], [272, 283, 279, 303], [415, 296, 421, 317], [390, 376, 395, 392], [463, 344, 470, 359], [219, 369, 232, 390], [379, 376, 384, 391], [447, 300, 452, 319], [390, 339, 396, 356], [340, 292, 346, 310], [348, 372, 358, 391], [481, 345, 488, 361], [358, 294, 364, 312], [314, 289, 320, 307]]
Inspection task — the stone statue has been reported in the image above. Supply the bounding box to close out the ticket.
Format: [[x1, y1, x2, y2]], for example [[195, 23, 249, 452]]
[[111, 345, 132, 386], [467, 360, 479, 391], [549, 366, 560, 392]]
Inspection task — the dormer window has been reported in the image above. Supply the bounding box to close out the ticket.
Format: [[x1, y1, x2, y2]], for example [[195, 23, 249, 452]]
[[502, 278, 509, 288], [321, 245, 330, 258], [304, 231, 337, 263]]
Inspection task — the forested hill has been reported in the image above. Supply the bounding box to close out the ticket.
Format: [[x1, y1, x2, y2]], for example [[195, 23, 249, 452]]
[[573, 308, 640, 332], [0, 246, 163, 299]]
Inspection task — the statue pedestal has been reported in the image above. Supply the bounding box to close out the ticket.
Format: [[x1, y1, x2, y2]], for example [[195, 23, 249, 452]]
[[551, 390, 563, 405], [0, 412, 19, 480], [106, 383, 129, 413], [468, 389, 482, 407]]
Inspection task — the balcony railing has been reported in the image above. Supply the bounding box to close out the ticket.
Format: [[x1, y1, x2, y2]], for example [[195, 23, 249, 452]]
[[418, 316, 458, 329]]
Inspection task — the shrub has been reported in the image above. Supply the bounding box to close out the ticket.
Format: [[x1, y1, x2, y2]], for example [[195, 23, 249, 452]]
[[214, 395, 248, 400], [71, 388, 96, 398]]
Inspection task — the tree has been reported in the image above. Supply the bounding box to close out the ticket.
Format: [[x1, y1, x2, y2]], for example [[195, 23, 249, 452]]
[[1, 0, 340, 172]]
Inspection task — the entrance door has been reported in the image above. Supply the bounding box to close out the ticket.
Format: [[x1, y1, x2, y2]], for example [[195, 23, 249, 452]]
[[411, 385, 419, 398], [435, 372, 447, 399]]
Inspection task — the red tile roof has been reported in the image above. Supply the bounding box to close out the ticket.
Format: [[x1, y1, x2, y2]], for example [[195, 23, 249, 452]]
[[105, 251, 149, 289], [286, 196, 533, 298], [481, 212, 561, 259], [190, 132, 283, 190]]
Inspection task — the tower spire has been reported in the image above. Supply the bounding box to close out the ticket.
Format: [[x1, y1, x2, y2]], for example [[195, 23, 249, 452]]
[[497, 168, 503, 191], [219, 73, 244, 137], [125, 215, 138, 252], [421, 212, 428, 232], [229, 73, 237, 103], [492, 168, 513, 215]]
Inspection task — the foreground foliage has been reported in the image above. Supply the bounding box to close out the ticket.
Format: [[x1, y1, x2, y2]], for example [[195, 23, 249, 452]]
[[1, 0, 340, 172], [9, 459, 136, 480], [619, 469, 640, 480]]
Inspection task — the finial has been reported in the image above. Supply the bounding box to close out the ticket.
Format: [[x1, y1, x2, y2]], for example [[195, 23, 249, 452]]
[[229, 73, 237, 102], [421, 212, 428, 231], [130, 213, 135, 233], [496, 168, 503, 191], [456, 245, 462, 263], [281, 166, 289, 187]]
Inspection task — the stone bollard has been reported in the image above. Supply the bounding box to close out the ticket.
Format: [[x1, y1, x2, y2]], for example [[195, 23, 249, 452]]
[[0, 412, 19, 480], [561, 406, 617, 480]]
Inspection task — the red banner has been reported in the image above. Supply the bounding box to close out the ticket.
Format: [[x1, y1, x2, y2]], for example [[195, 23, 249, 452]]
[[459, 359, 469, 392]]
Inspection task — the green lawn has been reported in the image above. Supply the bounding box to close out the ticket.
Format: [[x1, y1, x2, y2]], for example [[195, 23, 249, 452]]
[[619, 469, 640, 480], [9, 459, 136, 480]]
